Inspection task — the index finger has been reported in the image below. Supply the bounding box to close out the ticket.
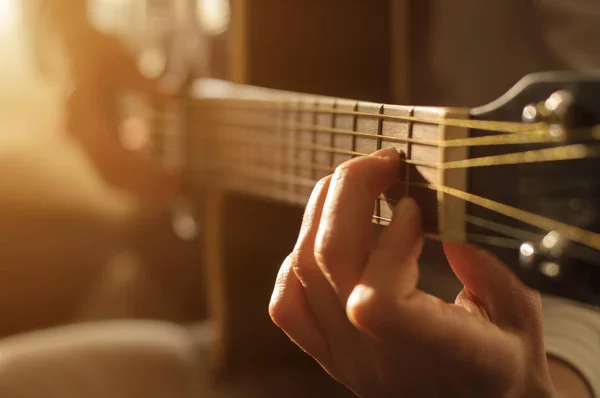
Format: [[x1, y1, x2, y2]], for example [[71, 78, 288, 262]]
[[314, 147, 401, 304]]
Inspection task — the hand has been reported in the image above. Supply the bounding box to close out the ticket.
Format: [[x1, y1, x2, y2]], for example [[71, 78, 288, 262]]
[[269, 147, 556, 398]]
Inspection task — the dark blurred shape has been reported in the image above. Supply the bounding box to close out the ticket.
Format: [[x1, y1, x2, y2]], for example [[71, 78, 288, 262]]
[[230, 0, 393, 103]]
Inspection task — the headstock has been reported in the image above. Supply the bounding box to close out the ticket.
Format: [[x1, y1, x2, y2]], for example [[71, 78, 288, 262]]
[[469, 71, 600, 306]]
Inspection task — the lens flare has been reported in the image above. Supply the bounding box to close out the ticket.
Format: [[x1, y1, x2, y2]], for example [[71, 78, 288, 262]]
[[0, 0, 14, 31]]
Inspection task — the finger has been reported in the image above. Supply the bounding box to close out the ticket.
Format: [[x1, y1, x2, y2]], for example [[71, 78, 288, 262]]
[[315, 147, 401, 304], [454, 288, 491, 322], [295, 177, 332, 252], [292, 176, 371, 386], [346, 200, 515, 377], [347, 196, 447, 340], [443, 243, 543, 335], [359, 197, 423, 300], [269, 255, 332, 367], [270, 177, 334, 367]]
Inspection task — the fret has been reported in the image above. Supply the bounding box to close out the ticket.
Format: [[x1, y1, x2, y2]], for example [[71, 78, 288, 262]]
[[376, 105, 384, 151], [274, 101, 286, 202], [264, 105, 282, 198], [297, 100, 315, 185], [284, 100, 299, 202], [295, 98, 317, 198], [332, 99, 357, 167], [374, 105, 384, 224], [379, 104, 412, 224], [311, 99, 319, 181], [293, 99, 304, 197], [351, 102, 359, 158], [329, 100, 337, 171], [353, 102, 382, 224], [314, 98, 335, 180], [355, 102, 380, 156], [406, 108, 414, 198]]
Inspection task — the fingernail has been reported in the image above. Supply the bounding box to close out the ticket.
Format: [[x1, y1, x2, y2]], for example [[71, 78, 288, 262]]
[[370, 146, 398, 160]]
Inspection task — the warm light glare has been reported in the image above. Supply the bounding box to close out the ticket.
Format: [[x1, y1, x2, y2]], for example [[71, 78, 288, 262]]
[[0, 0, 65, 138], [197, 0, 230, 36], [0, 0, 15, 30]]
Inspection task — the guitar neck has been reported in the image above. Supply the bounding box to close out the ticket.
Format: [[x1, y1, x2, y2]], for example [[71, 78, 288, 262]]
[[156, 79, 471, 240]]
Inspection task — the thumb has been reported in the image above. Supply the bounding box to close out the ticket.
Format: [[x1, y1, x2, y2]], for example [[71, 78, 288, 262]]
[[443, 243, 543, 335]]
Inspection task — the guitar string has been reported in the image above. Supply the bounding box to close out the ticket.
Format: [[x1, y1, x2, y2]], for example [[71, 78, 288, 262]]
[[190, 98, 600, 138], [416, 182, 600, 251], [371, 215, 523, 249], [294, 141, 600, 169], [150, 110, 568, 147], [196, 120, 555, 147], [149, 103, 600, 250], [190, 99, 543, 133], [380, 198, 600, 266], [195, 167, 600, 264], [161, 130, 600, 170], [195, 169, 522, 249], [380, 197, 539, 242], [193, 163, 600, 252]]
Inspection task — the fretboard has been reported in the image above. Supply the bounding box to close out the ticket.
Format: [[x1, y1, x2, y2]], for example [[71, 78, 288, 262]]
[[155, 79, 471, 240]]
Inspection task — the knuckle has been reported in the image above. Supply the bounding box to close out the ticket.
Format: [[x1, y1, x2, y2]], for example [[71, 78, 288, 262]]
[[268, 254, 299, 328], [332, 156, 393, 194], [304, 175, 332, 211], [312, 241, 338, 272], [345, 287, 382, 331], [332, 162, 359, 185], [314, 175, 332, 191], [268, 297, 288, 329]]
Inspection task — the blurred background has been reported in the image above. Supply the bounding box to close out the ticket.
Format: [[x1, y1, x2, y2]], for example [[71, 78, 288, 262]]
[[0, 0, 225, 339], [1, 0, 571, 396]]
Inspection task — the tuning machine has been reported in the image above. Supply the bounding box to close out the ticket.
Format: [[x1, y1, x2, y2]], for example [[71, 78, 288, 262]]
[[522, 89, 596, 142], [519, 231, 571, 281]]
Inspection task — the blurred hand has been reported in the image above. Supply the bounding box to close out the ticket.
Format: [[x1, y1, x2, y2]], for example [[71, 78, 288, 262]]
[[64, 26, 179, 205], [269, 147, 556, 398]]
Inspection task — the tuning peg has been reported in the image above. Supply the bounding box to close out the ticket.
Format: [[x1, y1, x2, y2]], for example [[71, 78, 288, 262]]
[[519, 231, 570, 281], [544, 90, 575, 121], [521, 104, 540, 123], [521, 89, 593, 142]]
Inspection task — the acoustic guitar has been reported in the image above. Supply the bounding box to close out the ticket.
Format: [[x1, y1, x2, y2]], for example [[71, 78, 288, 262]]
[[154, 71, 600, 311], [26, 0, 600, 379]]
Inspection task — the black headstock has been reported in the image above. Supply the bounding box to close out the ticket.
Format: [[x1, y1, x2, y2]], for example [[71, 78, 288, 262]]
[[468, 71, 600, 307]]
